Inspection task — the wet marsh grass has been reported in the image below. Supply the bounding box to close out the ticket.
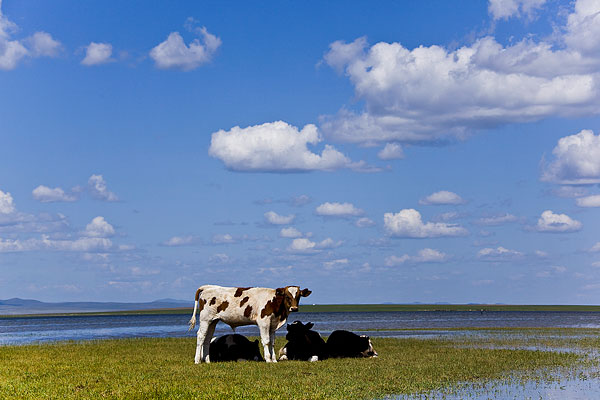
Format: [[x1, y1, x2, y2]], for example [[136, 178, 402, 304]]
[[0, 332, 591, 400]]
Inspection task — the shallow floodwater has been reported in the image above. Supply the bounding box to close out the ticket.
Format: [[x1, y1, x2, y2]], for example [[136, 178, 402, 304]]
[[394, 376, 600, 400], [1, 310, 600, 345]]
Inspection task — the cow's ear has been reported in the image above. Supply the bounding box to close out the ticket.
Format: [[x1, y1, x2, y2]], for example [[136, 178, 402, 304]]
[[301, 288, 312, 297], [306, 322, 314, 330], [276, 287, 285, 296]]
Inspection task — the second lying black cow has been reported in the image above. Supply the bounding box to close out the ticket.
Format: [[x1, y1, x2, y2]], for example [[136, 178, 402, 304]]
[[278, 321, 328, 361], [209, 334, 264, 362], [326, 330, 378, 358]]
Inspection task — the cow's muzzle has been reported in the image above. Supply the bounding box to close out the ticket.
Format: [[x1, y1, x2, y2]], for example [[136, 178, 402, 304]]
[[289, 307, 299, 312]]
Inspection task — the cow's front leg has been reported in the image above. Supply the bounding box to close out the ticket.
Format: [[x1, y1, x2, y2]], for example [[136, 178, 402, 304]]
[[269, 325, 277, 362], [259, 323, 276, 362]]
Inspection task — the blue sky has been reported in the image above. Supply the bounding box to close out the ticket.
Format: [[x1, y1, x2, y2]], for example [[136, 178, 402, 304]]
[[1, 0, 600, 304]]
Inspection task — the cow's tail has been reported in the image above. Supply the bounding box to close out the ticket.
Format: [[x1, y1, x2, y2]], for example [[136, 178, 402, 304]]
[[188, 287, 203, 332]]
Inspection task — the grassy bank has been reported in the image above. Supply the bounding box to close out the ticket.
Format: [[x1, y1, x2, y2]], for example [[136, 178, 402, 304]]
[[0, 333, 590, 400], [4, 303, 600, 318]]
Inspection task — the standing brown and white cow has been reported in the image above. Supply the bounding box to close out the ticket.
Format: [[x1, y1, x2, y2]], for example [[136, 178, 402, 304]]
[[188, 285, 311, 363]]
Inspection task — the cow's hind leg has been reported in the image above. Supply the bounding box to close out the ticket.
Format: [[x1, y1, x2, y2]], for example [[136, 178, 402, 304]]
[[202, 320, 218, 363], [195, 319, 217, 364]]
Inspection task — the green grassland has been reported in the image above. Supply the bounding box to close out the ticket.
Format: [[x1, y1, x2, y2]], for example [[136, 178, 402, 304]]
[[0, 332, 594, 400], [4, 303, 600, 319]]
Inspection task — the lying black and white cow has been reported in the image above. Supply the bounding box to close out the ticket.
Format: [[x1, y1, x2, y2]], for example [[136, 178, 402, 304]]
[[209, 334, 263, 362], [278, 321, 328, 362], [326, 330, 378, 358]]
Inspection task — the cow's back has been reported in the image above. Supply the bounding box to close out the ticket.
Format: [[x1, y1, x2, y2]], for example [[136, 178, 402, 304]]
[[197, 286, 276, 328]]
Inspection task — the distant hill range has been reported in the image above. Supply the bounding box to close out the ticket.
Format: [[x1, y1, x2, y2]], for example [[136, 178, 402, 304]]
[[0, 298, 191, 315]]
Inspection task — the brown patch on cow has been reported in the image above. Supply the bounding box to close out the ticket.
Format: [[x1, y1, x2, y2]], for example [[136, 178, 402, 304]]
[[234, 287, 252, 297], [244, 305, 252, 318], [239, 296, 249, 307], [260, 288, 285, 318], [198, 298, 206, 312], [217, 301, 229, 312], [209, 297, 217, 306]]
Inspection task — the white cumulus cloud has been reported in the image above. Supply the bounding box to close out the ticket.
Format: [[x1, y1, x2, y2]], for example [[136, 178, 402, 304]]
[[279, 227, 303, 238], [355, 217, 376, 228], [0, 189, 16, 214], [377, 143, 404, 160], [264, 211, 295, 225], [209, 121, 365, 172], [477, 246, 524, 260], [161, 235, 200, 246], [81, 42, 113, 66], [536, 210, 582, 233], [88, 174, 119, 202], [419, 191, 465, 205], [0, 2, 61, 70], [488, 0, 547, 20], [542, 130, 600, 184], [315, 202, 364, 217], [150, 27, 221, 71], [83, 216, 115, 238], [0, 235, 112, 253], [288, 237, 342, 253], [32, 185, 77, 202], [321, 1, 600, 146], [576, 194, 600, 207], [385, 248, 448, 266], [384, 209, 468, 238]]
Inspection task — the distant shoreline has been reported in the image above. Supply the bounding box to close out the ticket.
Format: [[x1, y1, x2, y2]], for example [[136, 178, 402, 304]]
[[3, 303, 600, 318]]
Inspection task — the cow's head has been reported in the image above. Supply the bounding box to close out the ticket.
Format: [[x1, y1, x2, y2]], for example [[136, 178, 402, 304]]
[[280, 286, 311, 313], [286, 320, 314, 340], [359, 335, 378, 358]]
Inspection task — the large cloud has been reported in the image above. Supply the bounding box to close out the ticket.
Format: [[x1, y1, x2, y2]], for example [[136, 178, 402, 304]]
[[321, 1, 600, 146], [384, 209, 468, 238], [0, 1, 60, 70], [209, 121, 367, 172], [150, 27, 221, 71], [541, 129, 600, 184]]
